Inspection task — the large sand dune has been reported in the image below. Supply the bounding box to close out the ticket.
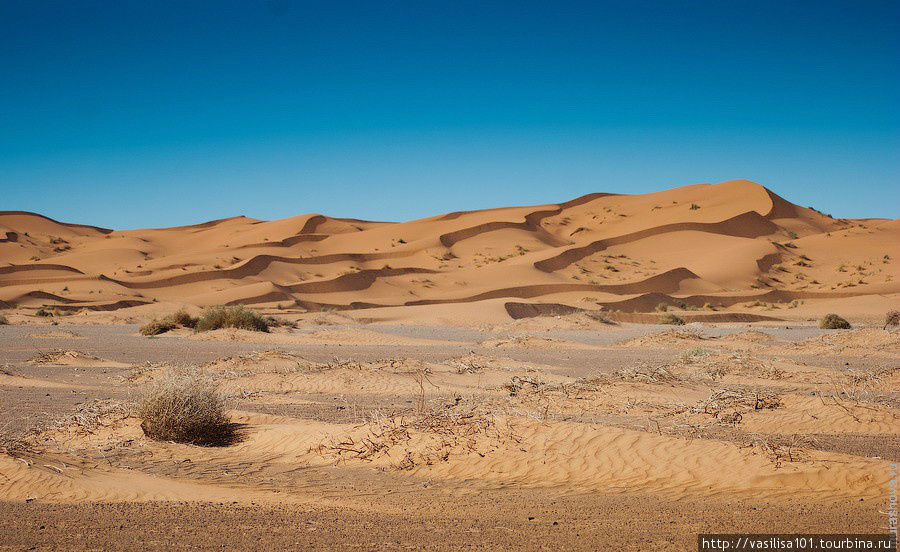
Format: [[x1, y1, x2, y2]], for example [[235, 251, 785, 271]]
[[2, 180, 897, 322]]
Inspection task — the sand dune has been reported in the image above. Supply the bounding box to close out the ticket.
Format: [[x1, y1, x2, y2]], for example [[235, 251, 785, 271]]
[[1, 180, 897, 323]]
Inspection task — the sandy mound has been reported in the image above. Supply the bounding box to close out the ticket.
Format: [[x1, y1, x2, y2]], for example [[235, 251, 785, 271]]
[[312, 413, 889, 498], [27, 350, 129, 368], [0, 371, 87, 389], [741, 395, 900, 436], [716, 330, 777, 343], [28, 330, 85, 339], [10, 404, 889, 504], [479, 335, 596, 349], [787, 328, 900, 356], [185, 327, 453, 346], [618, 329, 707, 348], [490, 311, 619, 332]]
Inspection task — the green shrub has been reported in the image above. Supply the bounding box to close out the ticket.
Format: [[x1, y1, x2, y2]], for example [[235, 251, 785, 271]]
[[195, 305, 270, 333], [138, 369, 235, 446], [658, 313, 685, 325], [884, 310, 900, 329], [819, 313, 851, 330]]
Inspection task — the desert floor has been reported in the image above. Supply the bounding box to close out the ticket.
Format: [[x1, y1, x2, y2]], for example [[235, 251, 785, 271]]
[[1, 316, 897, 550]]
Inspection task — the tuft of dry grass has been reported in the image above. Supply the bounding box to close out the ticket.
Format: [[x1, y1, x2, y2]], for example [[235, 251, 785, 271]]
[[137, 368, 237, 446], [884, 310, 900, 329], [194, 305, 270, 333], [585, 311, 617, 325], [140, 308, 198, 336], [0, 314, 8, 325], [819, 313, 851, 330], [658, 313, 685, 325], [140, 319, 176, 336]]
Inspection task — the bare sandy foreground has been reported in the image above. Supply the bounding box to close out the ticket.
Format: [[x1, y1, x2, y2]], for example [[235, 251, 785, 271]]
[[0, 318, 897, 550]]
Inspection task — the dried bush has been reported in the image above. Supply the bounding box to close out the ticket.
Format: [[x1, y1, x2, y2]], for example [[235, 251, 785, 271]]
[[140, 319, 175, 336], [140, 308, 198, 336], [195, 305, 270, 333], [168, 308, 198, 328], [697, 389, 781, 426], [314, 408, 502, 470], [503, 375, 544, 396], [0, 314, 8, 325], [138, 369, 236, 446], [819, 313, 851, 330], [585, 311, 617, 325], [884, 310, 900, 329], [658, 313, 685, 325], [613, 364, 678, 383]]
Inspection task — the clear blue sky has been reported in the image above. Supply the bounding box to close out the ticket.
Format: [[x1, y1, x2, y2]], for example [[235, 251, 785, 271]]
[[2, 0, 898, 229]]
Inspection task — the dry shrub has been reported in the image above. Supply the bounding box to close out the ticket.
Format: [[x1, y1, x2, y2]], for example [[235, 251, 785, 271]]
[[140, 319, 175, 336], [195, 305, 270, 333], [140, 308, 198, 336], [264, 315, 297, 329], [503, 375, 545, 396], [168, 308, 198, 328], [314, 408, 508, 470], [541, 362, 681, 401], [658, 313, 685, 325], [819, 313, 851, 329], [697, 388, 781, 425], [884, 310, 900, 329], [69, 399, 127, 432], [138, 368, 237, 446], [751, 434, 815, 467], [0, 314, 8, 325], [827, 365, 899, 410], [0, 430, 36, 459], [655, 302, 669, 312], [585, 311, 617, 325], [453, 358, 484, 374], [614, 364, 678, 383]]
